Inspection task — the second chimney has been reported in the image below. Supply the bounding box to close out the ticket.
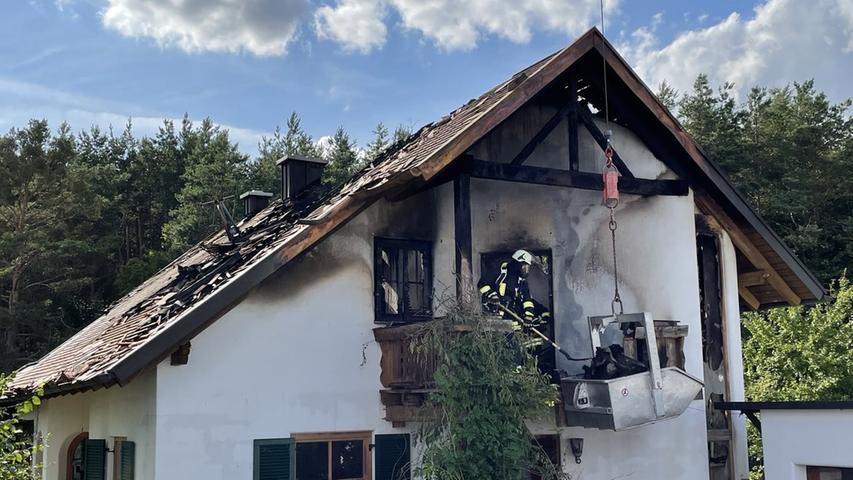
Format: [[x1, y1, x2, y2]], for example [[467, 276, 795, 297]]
[[277, 155, 327, 202], [240, 190, 273, 218]]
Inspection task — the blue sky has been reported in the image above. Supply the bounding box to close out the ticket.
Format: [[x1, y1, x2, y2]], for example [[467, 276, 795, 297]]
[[1, 0, 850, 156]]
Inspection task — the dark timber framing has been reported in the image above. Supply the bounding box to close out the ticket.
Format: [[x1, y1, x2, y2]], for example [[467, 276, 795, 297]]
[[454, 174, 474, 304], [464, 159, 687, 196], [576, 104, 634, 178], [568, 76, 579, 171], [511, 103, 574, 165]]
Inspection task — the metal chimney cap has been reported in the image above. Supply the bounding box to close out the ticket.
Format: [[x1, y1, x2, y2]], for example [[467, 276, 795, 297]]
[[239, 190, 274, 199], [276, 154, 328, 166]]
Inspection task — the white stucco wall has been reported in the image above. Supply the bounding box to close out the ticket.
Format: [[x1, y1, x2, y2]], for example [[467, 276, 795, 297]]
[[35, 369, 156, 480], [762, 409, 853, 479], [153, 190, 446, 480], [469, 103, 709, 479]]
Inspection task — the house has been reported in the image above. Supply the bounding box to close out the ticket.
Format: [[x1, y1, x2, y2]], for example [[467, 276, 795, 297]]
[[3, 29, 825, 480], [717, 401, 853, 479]]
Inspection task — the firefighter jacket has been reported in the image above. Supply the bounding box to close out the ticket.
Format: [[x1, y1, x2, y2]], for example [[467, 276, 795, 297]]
[[477, 260, 536, 320]]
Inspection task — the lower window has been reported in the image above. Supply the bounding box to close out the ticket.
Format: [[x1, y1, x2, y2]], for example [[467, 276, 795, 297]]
[[294, 431, 372, 480], [807, 466, 853, 480]]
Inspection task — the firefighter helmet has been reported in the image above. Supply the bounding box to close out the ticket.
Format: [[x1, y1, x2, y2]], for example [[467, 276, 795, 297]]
[[512, 249, 534, 265]]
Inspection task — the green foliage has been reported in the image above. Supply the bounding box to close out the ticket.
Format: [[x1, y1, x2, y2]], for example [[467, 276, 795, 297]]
[[162, 119, 250, 251], [742, 277, 853, 477], [251, 112, 321, 195], [410, 306, 563, 480], [677, 77, 852, 282], [0, 375, 42, 480], [321, 127, 362, 188], [366, 123, 390, 162]]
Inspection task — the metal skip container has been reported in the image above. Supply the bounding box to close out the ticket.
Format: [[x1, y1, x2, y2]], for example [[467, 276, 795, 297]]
[[560, 312, 703, 431]]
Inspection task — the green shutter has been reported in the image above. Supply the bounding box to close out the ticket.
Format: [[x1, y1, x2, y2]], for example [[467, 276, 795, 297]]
[[120, 441, 135, 480], [254, 438, 294, 480], [375, 434, 411, 480], [83, 439, 107, 480]]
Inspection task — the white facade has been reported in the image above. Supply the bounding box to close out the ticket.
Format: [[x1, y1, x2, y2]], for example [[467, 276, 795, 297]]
[[762, 409, 853, 479], [33, 102, 748, 480]]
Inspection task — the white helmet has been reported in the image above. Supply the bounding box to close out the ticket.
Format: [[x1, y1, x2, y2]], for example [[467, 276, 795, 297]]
[[512, 249, 534, 265]]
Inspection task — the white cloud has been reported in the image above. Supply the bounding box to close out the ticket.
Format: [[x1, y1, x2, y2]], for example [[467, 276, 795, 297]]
[[314, 0, 619, 52], [101, 0, 309, 57], [619, 0, 853, 102], [315, 0, 387, 53]]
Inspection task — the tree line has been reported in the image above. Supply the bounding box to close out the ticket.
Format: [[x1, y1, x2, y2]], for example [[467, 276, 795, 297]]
[[0, 112, 410, 371]]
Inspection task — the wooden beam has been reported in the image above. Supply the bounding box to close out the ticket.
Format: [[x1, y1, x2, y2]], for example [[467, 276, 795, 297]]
[[511, 103, 573, 165], [739, 286, 761, 311], [454, 174, 474, 305], [576, 105, 635, 178], [696, 194, 800, 306], [739, 270, 770, 288], [466, 160, 688, 196], [568, 76, 579, 171]]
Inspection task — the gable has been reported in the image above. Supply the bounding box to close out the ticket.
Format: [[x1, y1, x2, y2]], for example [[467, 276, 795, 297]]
[[3, 28, 823, 403]]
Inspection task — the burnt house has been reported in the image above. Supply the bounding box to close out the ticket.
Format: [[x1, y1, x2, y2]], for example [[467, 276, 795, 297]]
[[4, 29, 824, 480]]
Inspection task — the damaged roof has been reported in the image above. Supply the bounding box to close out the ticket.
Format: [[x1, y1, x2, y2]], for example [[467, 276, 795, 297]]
[[4, 28, 825, 403]]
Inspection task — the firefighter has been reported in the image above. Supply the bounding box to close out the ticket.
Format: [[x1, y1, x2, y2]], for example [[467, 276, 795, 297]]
[[477, 250, 547, 347]]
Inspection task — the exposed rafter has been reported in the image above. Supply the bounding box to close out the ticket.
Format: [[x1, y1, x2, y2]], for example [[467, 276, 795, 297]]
[[576, 105, 634, 178], [696, 195, 801, 306], [465, 159, 687, 196]]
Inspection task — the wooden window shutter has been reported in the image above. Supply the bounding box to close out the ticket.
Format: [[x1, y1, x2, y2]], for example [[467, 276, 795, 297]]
[[119, 441, 136, 480], [254, 438, 294, 480], [83, 439, 107, 480], [374, 434, 411, 480]]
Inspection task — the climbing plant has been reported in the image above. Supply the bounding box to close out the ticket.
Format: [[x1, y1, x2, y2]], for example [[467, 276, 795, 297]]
[[0, 374, 42, 480], [409, 305, 565, 480]]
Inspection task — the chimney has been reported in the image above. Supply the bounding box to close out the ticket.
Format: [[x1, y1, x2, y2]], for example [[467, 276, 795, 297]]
[[277, 155, 327, 202], [239, 190, 273, 218]]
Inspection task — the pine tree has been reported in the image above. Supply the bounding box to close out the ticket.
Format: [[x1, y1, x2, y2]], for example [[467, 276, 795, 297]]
[[366, 122, 390, 161], [321, 126, 361, 188], [250, 112, 321, 195], [163, 119, 250, 251]]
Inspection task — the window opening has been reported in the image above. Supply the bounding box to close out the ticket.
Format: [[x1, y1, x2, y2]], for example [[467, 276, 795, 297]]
[[374, 238, 432, 324], [293, 432, 372, 480]]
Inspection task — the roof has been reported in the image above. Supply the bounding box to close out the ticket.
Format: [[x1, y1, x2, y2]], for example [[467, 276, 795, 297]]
[[716, 401, 853, 413], [3, 28, 825, 404]]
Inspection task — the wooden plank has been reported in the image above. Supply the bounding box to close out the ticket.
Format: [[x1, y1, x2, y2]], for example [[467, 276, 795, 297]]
[[568, 76, 579, 171], [739, 270, 770, 287], [739, 285, 760, 311], [466, 160, 688, 196], [576, 103, 634, 178], [696, 194, 801, 306], [510, 103, 573, 165], [454, 174, 474, 305]]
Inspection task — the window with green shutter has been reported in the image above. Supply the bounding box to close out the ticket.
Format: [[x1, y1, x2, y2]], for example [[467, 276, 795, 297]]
[[83, 439, 106, 480], [374, 434, 410, 480], [119, 441, 135, 480], [254, 438, 295, 480]]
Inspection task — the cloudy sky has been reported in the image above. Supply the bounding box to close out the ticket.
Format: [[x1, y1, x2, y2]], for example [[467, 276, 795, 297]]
[[2, 0, 851, 155]]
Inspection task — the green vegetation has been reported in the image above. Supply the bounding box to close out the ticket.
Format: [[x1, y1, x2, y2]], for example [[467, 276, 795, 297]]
[[0, 113, 405, 372], [0, 375, 42, 480], [410, 306, 564, 480], [741, 278, 853, 478], [665, 76, 851, 478]]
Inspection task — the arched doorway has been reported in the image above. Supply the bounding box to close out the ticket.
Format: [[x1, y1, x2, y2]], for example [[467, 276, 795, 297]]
[[66, 432, 88, 480]]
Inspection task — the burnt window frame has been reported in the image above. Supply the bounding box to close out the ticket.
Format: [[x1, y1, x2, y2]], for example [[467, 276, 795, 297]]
[[373, 237, 433, 324]]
